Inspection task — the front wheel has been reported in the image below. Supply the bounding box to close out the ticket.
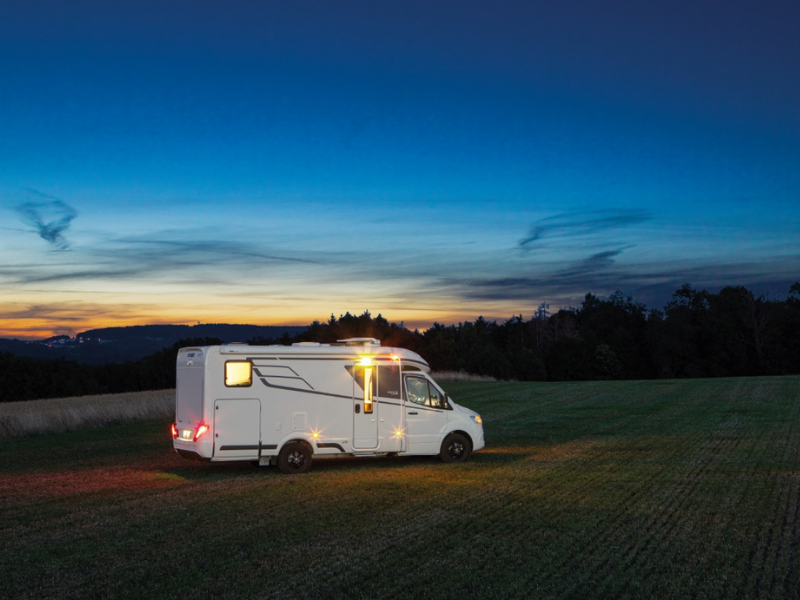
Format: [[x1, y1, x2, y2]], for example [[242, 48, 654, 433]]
[[278, 442, 312, 474], [440, 433, 472, 463]]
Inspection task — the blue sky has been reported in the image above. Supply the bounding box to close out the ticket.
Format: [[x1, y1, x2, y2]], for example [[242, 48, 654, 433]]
[[1, 1, 799, 338]]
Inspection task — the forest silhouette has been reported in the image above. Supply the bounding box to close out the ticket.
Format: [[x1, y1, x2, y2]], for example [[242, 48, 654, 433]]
[[3, 282, 799, 403]]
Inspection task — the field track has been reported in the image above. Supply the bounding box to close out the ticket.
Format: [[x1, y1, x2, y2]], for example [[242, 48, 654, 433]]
[[1, 377, 798, 599]]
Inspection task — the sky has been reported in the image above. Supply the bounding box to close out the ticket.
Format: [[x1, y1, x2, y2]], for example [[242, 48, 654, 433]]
[[1, 1, 799, 339]]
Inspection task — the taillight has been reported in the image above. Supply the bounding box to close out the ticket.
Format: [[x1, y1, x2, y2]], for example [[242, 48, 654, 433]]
[[194, 423, 209, 442], [171, 422, 178, 439]]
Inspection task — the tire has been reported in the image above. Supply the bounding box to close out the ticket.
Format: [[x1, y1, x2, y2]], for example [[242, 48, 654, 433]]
[[440, 433, 472, 463], [278, 442, 312, 474]]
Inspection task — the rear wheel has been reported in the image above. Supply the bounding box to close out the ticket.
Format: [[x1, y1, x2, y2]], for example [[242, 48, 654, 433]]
[[440, 433, 472, 463], [278, 442, 312, 474]]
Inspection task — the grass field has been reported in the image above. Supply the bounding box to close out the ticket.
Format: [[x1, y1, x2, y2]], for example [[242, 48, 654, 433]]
[[1, 377, 798, 599], [0, 389, 175, 439]]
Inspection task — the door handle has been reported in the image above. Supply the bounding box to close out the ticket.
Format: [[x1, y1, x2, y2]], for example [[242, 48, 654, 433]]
[[408, 411, 418, 415], [355, 404, 361, 414]]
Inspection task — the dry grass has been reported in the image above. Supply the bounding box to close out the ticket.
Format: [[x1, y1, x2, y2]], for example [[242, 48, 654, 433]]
[[431, 370, 498, 382], [0, 389, 175, 439]]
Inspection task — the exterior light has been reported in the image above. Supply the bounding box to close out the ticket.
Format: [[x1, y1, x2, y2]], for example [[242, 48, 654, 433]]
[[394, 429, 404, 438], [193, 423, 210, 442], [311, 430, 320, 440], [171, 422, 178, 439], [360, 356, 372, 366]]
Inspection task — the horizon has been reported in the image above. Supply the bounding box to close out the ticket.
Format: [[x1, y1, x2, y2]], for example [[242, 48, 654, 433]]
[[2, 1, 799, 339], [6, 277, 797, 343]]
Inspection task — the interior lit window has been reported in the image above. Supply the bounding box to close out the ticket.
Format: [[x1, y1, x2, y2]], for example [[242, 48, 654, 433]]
[[225, 361, 252, 387], [363, 367, 374, 413]]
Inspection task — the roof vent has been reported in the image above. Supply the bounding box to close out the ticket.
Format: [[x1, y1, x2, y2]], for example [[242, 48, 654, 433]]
[[337, 337, 381, 346]]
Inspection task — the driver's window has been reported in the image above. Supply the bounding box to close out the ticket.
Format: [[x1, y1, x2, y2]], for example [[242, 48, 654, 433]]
[[406, 377, 430, 406], [428, 385, 442, 408]]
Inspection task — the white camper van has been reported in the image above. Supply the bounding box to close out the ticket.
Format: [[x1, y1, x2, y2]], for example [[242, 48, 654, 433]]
[[171, 338, 485, 473]]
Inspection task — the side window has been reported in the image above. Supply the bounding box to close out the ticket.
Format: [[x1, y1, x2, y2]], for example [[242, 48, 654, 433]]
[[225, 361, 252, 387], [378, 365, 402, 400], [352, 365, 376, 414], [405, 377, 430, 406], [363, 367, 374, 414], [428, 384, 442, 408]]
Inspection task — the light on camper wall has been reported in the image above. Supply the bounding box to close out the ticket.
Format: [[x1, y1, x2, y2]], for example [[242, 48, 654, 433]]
[[360, 356, 372, 366], [394, 429, 404, 438], [363, 366, 374, 414], [390, 354, 400, 362], [311, 430, 320, 440]]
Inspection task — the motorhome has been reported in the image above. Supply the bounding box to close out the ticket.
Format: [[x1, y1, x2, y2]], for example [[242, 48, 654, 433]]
[[171, 338, 485, 473]]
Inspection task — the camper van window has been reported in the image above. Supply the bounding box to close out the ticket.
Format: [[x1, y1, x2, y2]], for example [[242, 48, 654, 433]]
[[363, 367, 374, 414], [225, 361, 252, 387], [406, 376, 445, 408], [428, 385, 442, 408], [378, 365, 402, 400], [405, 376, 431, 406], [352, 365, 376, 413]]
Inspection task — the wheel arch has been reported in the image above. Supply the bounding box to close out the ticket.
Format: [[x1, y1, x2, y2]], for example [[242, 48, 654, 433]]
[[441, 429, 473, 447], [276, 436, 315, 455]]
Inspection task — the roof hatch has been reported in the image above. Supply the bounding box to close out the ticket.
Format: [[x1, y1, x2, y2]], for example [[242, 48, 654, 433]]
[[337, 337, 381, 346]]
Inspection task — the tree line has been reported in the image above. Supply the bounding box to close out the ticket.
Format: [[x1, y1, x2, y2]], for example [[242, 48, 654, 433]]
[[0, 338, 222, 403], [2, 282, 799, 403], [292, 283, 800, 381]]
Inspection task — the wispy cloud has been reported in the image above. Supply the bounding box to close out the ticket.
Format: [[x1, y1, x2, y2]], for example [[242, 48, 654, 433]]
[[3, 231, 324, 285], [14, 190, 78, 251], [519, 209, 651, 250], [458, 248, 800, 310], [465, 249, 626, 299]]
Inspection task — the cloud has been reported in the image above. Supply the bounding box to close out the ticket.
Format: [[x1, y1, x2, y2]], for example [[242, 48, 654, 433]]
[[519, 209, 651, 249], [3, 232, 323, 285], [457, 249, 800, 311], [14, 190, 78, 250], [116, 237, 319, 266], [466, 249, 625, 299]]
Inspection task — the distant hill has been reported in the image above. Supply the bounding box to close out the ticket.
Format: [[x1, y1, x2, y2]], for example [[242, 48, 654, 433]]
[[0, 324, 307, 365]]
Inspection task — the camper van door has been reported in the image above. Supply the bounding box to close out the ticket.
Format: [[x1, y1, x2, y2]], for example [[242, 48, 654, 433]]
[[404, 375, 448, 454], [213, 398, 261, 459], [353, 363, 379, 449]]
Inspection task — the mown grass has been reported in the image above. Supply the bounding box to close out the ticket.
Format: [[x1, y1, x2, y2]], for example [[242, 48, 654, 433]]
[[1, 377, 798, 599]]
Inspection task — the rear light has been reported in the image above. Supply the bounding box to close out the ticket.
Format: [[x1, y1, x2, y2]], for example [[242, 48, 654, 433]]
[[175, 422, 210, 442], [193, 423, 209, 442]]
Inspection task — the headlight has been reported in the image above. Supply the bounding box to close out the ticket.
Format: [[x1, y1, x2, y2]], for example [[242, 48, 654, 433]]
[[470, 415, 482, 425]]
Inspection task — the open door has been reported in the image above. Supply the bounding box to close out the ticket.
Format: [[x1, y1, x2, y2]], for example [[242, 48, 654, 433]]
[[376, 362, 404, 452]]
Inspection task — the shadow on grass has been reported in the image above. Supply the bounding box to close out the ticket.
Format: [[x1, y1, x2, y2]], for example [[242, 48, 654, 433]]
[[164, 447, 534, 481]]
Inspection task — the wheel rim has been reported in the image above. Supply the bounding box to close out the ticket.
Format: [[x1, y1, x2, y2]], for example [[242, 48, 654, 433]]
[[449, 441, 464, 458], [288, 451, 305, 469]]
